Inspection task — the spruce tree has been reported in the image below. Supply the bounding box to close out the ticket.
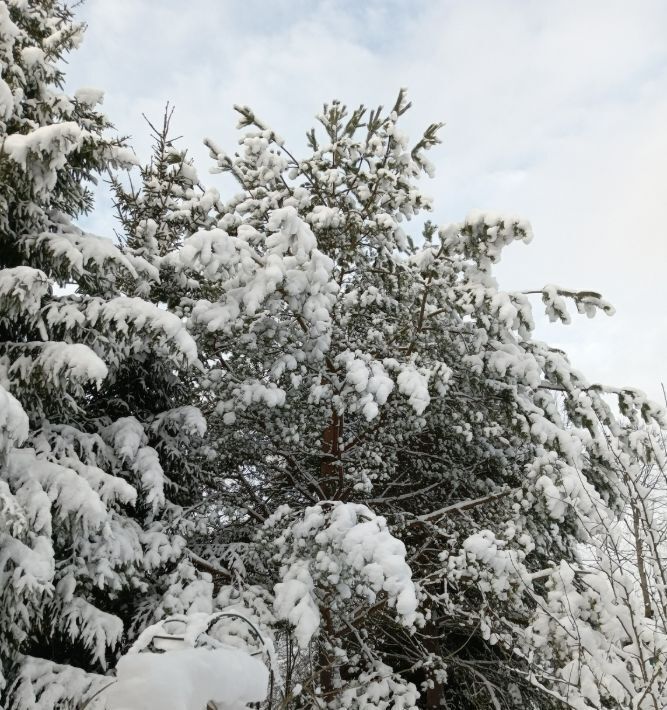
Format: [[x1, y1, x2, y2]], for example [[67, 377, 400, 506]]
[[0, 2, 202, 706], [106, 107, 227, 626]]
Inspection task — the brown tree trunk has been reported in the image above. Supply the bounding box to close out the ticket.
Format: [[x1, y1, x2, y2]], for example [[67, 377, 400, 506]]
[[318, 605, 336, 699], [317, 414, 344, 698]]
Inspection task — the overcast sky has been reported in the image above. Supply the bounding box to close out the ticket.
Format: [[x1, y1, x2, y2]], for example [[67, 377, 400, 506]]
[[65, 0, 667, 400]]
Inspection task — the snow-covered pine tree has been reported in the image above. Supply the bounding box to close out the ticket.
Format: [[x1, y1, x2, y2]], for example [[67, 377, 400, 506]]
[[0, 3, 203, 706], [171, 93, 666, 709]]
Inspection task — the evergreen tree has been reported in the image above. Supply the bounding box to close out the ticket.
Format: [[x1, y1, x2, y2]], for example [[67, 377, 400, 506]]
[[106, 107, 226, 627], [109, 104, 218, 305], [171, 93, 665, 709], [2, 2, 664, 706], [0, 2, 202, 706]]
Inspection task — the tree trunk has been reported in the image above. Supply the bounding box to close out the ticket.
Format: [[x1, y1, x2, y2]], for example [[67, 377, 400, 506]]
[[318, 605, 337, 700], [320, 412, 343, 499]]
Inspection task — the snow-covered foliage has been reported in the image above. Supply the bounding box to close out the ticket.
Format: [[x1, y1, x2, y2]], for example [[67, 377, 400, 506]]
[[0, 2, 206, 705], [2, 2, 665, 707], [268, 502, 419, 648], [527, 422, 667, 709], [109, 105, 216, 304], [163, 92, 667, 708]]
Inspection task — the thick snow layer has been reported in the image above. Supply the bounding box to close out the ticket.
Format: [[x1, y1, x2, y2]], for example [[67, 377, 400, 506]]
[[273, 503, 419, 647], [0, 75, 13, 119], [11, 656, 110, 710], [180, 205, 337, 363], [2, 122, 80, 166], [34, 228, 136, 279], [101, 648, 268, 710], [0, 266, 50, 316], [0, 384, 28, 449], [273, 560, 320, 648], [38, 342, 108, 387], [396, 365, 430, 415], [7, 448, 108, 531], [335, 352, 395, 421], [320, 504, 419, 622], [74, 87, 104, 106], [2, 122, 83, 193], [97, 297, 198, 364]]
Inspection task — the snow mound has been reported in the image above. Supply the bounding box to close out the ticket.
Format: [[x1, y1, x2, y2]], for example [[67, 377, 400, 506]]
[[101, 647, 268, 710]]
